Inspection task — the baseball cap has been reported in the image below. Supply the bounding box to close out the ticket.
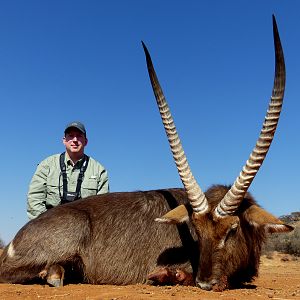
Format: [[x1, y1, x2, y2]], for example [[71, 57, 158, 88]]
[[64, 121, 86, 136]]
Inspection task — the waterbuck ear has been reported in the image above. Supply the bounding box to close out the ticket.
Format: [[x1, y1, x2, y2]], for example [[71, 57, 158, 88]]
[[246, 205, 294, 234], [155, 204, 190, 224]]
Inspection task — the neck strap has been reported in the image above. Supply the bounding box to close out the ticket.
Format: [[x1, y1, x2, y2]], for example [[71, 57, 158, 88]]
[[59, 152, 90, 203]]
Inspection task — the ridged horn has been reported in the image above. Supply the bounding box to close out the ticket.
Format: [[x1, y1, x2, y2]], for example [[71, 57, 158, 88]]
[[215, 15, 286, 218], [142, 41, 209, 215]]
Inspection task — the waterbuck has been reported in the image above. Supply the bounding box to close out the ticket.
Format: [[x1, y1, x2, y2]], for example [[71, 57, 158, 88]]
[[0, 16, 293, 291]]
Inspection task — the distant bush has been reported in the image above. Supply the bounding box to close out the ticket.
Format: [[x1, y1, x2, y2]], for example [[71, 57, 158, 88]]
[[263, 227, 300, 256], [279, 212, 300, 223]]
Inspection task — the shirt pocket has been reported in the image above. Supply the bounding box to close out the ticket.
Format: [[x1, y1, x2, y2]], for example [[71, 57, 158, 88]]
[[46, 176, 62, 205], [81, 177, 98, 198]]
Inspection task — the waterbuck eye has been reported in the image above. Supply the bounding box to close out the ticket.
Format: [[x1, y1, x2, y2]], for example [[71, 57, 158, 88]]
[[223, 223, 239, 246], [217, 224, 239, 249]]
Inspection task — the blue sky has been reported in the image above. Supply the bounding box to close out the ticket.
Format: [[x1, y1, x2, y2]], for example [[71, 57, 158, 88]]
[[0, 1, 299, 244]]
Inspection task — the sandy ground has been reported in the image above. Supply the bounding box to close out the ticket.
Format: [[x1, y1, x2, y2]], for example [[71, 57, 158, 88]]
[[0, 252, 299, 300]]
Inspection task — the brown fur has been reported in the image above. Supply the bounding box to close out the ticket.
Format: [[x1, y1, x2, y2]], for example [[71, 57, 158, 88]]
[[0, 186, 292, 290]]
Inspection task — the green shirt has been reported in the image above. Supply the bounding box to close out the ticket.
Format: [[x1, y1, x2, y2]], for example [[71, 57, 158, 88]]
[[27, 153, 109, 220]]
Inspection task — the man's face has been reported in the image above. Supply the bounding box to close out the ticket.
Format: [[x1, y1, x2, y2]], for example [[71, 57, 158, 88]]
[[63, 128, 88, 155]]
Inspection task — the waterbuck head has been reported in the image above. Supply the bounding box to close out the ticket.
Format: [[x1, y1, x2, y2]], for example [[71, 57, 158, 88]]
[[142, 15, 293, 291]]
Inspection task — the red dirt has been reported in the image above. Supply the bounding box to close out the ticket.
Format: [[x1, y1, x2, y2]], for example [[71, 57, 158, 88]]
[[0, 252, 299, 300]]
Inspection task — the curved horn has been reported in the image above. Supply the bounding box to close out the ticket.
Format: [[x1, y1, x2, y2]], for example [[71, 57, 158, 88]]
[[215, 15, 286, 218], [142, 41, 209, 215]]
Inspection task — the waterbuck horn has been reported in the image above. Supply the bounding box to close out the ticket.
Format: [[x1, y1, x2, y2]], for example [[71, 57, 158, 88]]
[[215, 15, 286, 218], [142, 41, 209, 215]]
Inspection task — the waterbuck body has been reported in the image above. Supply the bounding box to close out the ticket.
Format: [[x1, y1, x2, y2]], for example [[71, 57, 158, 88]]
[[0, 189, 195, 285], [0, 186, 291, 290], [0, 16, 293, 291]]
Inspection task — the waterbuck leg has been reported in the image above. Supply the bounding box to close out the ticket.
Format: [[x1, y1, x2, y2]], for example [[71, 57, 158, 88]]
[[147, 267, 194, 286], [39, 264, 65, 287]]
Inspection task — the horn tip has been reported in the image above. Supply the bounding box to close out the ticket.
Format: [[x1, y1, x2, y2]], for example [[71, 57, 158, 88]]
[[272, 14, 279, 34], [141, 41, 149, 54]]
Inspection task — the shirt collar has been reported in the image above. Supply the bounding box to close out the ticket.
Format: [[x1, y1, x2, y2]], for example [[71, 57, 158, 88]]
[[65, 152, 85, 168]]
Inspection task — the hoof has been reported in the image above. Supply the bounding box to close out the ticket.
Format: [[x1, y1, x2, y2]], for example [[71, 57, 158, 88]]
[[47, 278, 64, 287], [40, 264, 65, 287]]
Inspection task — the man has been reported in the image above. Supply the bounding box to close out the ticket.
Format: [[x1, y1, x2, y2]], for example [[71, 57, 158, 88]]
[[27, 121, 109, 220]]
